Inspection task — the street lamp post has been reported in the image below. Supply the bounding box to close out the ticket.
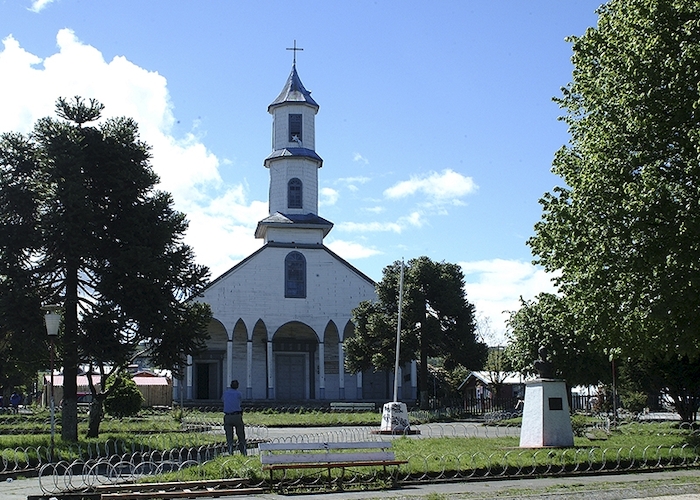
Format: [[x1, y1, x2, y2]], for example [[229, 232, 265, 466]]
[[42, 305, 61, 461]]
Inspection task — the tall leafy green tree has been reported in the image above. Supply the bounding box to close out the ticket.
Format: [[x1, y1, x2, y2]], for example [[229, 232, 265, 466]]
[[505, 293, 610, 388], [528, 0, 700, 420], [0, 97, 212, 440], [345, 256, 488, 409]]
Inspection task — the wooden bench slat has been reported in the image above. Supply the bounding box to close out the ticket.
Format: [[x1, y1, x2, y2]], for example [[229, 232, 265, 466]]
[[262, 451, 396, 465], [261, 440, 405, 490], [263, 460, 407, 471], [260, 441, 392, 451]]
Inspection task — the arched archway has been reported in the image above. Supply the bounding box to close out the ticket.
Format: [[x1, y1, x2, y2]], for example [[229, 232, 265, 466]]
[[324, 321, 341, 399], [273, 322, 318, 401], [193, 318, 227, 400], [251, 319, 268, 399], [231, 319, 248, 390], [342, 320, 361, 399]]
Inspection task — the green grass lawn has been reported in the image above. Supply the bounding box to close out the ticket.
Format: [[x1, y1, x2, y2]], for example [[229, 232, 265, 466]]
[[2, 408, 699, 483]]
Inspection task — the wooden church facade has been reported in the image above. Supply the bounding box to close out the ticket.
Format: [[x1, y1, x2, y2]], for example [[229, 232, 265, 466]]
[[175, 63, 415, 404]]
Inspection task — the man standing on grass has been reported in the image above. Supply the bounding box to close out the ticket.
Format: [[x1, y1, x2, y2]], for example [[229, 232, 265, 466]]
[[222, 380, 246, 455]]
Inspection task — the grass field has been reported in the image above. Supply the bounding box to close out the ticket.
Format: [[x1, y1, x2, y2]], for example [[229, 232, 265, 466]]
[[1, 408, 698, 482]]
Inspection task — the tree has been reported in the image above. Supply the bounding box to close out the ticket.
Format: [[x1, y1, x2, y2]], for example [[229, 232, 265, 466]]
[[621, 354, 700, 421], [345, 256, 488, 409], [103, 372, 144, 419], [0, 97, 212, 440], [504, 293, 610, 388], [0, 132, 49, 405], [527, 0, 700, 420]]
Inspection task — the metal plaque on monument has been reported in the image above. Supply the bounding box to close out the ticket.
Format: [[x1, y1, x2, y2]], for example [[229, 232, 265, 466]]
[[519, 347, 574, 448]]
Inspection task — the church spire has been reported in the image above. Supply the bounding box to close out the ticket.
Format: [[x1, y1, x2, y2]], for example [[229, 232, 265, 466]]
[[256, 55, 331, 243], [268, 64, 319, 112]]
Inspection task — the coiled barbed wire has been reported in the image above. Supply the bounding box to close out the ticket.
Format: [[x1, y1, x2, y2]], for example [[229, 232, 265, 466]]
[[2, 419, 697, 494]]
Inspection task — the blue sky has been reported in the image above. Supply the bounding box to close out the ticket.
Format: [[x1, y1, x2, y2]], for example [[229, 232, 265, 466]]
[[0, 1, 603, 343]]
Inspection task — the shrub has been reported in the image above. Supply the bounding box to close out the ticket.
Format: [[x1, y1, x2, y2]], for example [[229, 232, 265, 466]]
[[570, 414, 589, 437], [104, 373, 144, 418], [621, 391, 647, 414]]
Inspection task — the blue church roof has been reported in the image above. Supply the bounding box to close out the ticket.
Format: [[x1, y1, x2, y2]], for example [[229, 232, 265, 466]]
[[268, 64, 319, 111], [255, 212, 333, 239], [264, 147, 323, 167]]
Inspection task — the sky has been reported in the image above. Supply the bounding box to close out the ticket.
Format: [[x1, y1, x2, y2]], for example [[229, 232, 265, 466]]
[[0, 0, 603, 344]]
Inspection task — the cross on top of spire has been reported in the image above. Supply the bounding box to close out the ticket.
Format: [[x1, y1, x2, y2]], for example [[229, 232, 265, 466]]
[[286, 40, 303, 65]]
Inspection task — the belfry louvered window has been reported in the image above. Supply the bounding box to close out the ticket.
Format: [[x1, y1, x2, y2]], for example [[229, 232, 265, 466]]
[[289, 114, 302, 143], [288, 178, 302, 209], [285, 251, 306, 298]]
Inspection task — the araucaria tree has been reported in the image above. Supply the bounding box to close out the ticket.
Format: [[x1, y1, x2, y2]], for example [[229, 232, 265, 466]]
[[527, 0, 700, 421], [345, 256, 488, 410], [0, 97, 212, 440]]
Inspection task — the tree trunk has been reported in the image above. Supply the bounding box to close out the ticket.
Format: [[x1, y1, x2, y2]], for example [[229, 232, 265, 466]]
[[61, 260, 80, 442], [86, 397, 104, 438], [419, 332, 429, 410]]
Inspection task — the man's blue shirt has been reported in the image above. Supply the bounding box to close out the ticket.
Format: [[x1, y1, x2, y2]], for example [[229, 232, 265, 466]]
[[222, 388, 242, 413]]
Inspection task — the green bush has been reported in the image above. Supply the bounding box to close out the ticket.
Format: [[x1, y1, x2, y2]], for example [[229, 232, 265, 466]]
[[104, 373, 144, 418], [621, 391, 647, 414], [570, 414, 589, 437]]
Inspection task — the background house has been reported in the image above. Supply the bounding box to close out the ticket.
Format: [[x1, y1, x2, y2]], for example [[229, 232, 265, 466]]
[[458, 371, 527, 414], [44, 371, 172, 408]]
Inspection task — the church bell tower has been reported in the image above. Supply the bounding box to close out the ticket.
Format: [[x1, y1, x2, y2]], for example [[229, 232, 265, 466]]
[[255, 61, 333, 245]]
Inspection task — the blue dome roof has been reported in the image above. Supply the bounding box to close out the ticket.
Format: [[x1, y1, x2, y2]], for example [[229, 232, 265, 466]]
[[268, 64, 319, 111]]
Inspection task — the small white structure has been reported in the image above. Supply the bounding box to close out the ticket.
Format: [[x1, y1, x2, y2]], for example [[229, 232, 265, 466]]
[[380, 402, 410, 432], [519, 379, 574, 448]]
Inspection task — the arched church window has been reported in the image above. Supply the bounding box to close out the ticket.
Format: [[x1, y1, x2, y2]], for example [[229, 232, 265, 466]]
[[285, 251, 306, 298], [289, 114, 302, 143], [288, 178, 302, 209]]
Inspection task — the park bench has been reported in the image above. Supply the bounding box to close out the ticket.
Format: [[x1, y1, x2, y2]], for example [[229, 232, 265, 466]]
[[259, 441, 406, 490], [329, 402, 376, 412]]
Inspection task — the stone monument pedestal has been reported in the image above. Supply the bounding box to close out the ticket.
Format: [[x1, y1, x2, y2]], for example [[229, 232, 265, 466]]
[[519, 379, 574, 448], [380, 402, 410, 433]]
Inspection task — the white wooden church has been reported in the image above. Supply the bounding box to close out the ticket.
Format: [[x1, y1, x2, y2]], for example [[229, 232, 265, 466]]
[[176, 62, 418, 404]]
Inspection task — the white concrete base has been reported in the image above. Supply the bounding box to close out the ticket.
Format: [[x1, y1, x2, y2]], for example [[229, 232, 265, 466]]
[[519, 379, 574, 448], [380, 402, 410, 432]]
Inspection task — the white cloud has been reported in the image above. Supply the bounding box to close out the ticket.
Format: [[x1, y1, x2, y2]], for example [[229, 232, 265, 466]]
[[353, 153, 369, 164], [338, 176, 370, 184], [319, 187, 339, 206], [340, 221, 404, 233], [29, 0, 55, 13], [0, 29, 262, 277], [339, 210, 424, 234], [384, 169, 477, 204], [363, 206, 385, 214], [460, 259, 558, 345], [327, 240, 382, 260], [398, 211, 425, 228]]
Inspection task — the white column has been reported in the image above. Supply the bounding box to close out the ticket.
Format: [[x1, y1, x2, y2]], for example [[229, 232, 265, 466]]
[[246, 340, 253, 399], [338, 342, 345, 400], [356, 371, 363, 400], [318, 342, 325, 399], [266, 340, 274, 399], [226, 338, 233, 384]]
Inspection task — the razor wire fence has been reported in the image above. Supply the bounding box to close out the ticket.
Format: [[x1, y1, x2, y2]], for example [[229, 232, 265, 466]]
[[32, 428, 700, 495], [3, 418, 700, 495]]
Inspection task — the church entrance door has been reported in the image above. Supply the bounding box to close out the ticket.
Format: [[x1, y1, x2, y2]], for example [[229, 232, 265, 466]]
[[275, 353, 307, 401], [196, 363, 210, 399], [194, 360, 222, 400]]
